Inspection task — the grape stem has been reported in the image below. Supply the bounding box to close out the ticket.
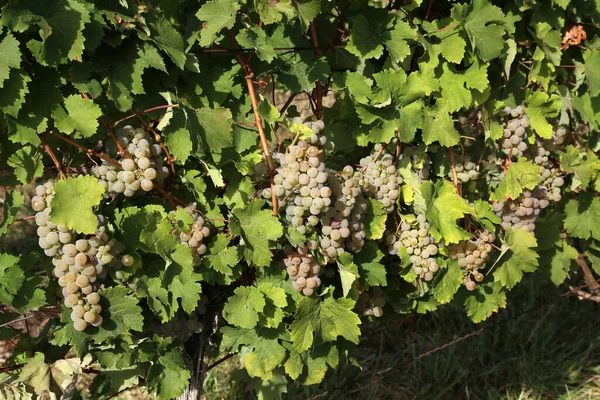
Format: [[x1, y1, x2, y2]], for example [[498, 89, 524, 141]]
[[566, 285, 600, 302], [46, 130, 121, 168], [227, 29, 278, 216], [112, 104, 180, 128], [39, 133, 66, 180], [575, 255, 599, 293]]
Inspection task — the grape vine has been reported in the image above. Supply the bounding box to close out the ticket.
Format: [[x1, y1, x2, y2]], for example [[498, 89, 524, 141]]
[[0, 0, 599, 399]]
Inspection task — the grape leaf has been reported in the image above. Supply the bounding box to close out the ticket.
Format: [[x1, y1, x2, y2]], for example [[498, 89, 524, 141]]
[[236, 26, 277, 63], [277, 54, 330, 93], [0, 190, 24, 239], [464, 281, 507, 323], [564, 192, 600, 240], [290, 296, 361, 352], [0, 0, 90, 65], [472, 199, 501, 232], [422, 103, 461, 147], [50, 175, 105, 234], [257, 283, 288, 329], [432, 261, 463, 304], [0, 253, 24, 304], [560, 145, 600, 189], [195, 0, 239, 47], [223, 286, 266, 329], [7, 146, 43, 184], [193, 107, 234, 154], [139, 336, 190, 399], [137, 277, 171, 322], [540, 242, 578, 286], [221, 327, 287, 379], [452, 0, 508, 61], [107, 43, 167, 111], [364, 199, 387, 240], [0, 33, 21, 88], [18, 352, 50, 395], [493, 228, 539, 289], [584, 48, 600, 97], [355, 241, 387, 287], [422, 180, 474, 243], [164, 127, 192, 164], [294, 0, 321, 26], [489, 158, 539, 201], [525, 91, 562, 139], [143, 11, 186, 69], [229, 199, 283, 267], [52, 95, 102, 138], [205, 234, 240, 275], [255, 0, 293, 24], [337, 253, 359, 297], [0, 69, 31, 118]]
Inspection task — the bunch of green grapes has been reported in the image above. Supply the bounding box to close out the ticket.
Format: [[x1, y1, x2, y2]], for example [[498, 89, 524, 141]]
[[447, 157, 479, 183], [499, 105, 530, 159], [33, 182, 133, 331], [448, 230, 496, 291], [266, 120, 332, 235], [158, 295, 208, 340], [318, 171, 367, 262], [492, 188, 550, 234], [355, 287, 385, 317], [283, 243, 322, 296], [169, 204, 212, 265], [387, 215, 442, 281], [355, 146, 402, 213], [92, 125, 169, 197]]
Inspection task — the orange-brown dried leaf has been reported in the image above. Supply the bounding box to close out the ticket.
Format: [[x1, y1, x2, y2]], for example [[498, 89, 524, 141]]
[[561, 25, 587, 50]]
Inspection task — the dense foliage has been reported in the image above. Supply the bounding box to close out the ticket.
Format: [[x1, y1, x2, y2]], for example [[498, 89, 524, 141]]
[[0, 0, 599, 398]]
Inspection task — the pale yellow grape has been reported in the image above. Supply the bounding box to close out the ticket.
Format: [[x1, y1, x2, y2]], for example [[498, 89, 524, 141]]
[[86, 292, 100, 305], [66, 294, 79, 307], [84, 310, 97, 323], [72, 305, 86, 318], [73, 319, 88, 331], [121, 254, 134, 266], [76, 275, 89, 287]]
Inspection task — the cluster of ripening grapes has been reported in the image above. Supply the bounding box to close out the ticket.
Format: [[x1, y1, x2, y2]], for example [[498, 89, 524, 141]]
[[447, 157, 479, 183], [91, 125, 169, 197], [355, 147, 402, 213], [268, 127, 331, 236], [169, 205, 212, 265], [31, 182, 133, 331], [158, 295, 208, 340], [448, 231, 496, 291], [355, 287, 386, 317], [492, 189, 550, 234], [322, 170, 367, 257], [283, 243, 322, 296], [266, 119, 369, 295], [387, 215, 442, 281], [500, 105, 530, 159]]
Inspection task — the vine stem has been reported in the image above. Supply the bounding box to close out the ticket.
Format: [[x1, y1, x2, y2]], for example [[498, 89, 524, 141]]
[[228, 30, 278, 216], [566, 285, 600, 302], [47, 131, 121, 168], [575, 255, 599, 293], [39, 133, 66, 180], [112, 104, 179, 128], [81, 93, 128, 158], [279, 92, 298, 115]]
